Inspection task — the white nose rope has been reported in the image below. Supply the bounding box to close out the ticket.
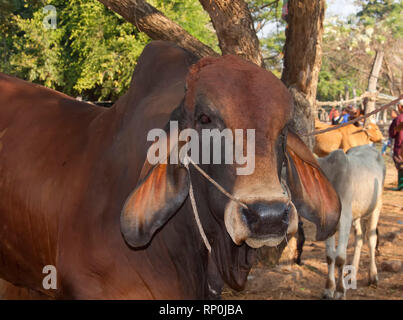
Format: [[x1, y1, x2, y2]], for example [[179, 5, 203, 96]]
[[183, 156, 248, 209], [182, 155, 293, 253], [182, 155, 249, 253]]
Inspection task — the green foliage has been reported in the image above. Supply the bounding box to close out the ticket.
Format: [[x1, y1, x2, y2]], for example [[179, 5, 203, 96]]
[[10, 8, 64, 88], [317, 57, 365, 101], [247, 0, 402, 100], [317, 0, 403, 101], [356, 0, 403, 43], [149, 0, 219, 51], [0, 0, 217, 101], [56, 0, 148, 100], [357, 0, 400, 22], [248, 0, 285, 77], [1, 0, 147, 100]]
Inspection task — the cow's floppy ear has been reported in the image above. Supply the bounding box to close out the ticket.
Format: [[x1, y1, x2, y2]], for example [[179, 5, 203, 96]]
[[120, 139, 189, 248], [285, 131, 341, 241]]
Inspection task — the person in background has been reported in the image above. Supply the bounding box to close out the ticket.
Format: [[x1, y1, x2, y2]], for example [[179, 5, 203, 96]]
[[340, 107, 350, 123], [347, 105, 363, 126], [382, 109, 398, 155], [390, 101, 403, 191], [329, 106, 336, 122], [349, 105, 357, 117], [332, 109, 342, 125]]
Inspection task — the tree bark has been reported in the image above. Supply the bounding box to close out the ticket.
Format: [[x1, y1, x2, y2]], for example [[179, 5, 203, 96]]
[[198, 0, 264, 66], [281, 0, 325, 146], [366, 50, 384, 123], [384, 57, 397, 97], [281, 0, 325, 107], [97, 0, 218, 59]]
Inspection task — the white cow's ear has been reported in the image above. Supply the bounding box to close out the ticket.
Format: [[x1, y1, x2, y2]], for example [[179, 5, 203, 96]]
[[120, 137, 189, 248], [285, 131, 341, 241]]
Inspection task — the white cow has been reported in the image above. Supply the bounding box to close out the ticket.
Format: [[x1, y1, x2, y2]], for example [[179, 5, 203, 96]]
[[317, 145, 385, 299]]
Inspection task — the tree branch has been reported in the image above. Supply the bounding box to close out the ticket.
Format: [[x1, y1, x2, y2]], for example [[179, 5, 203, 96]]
[[199, 0, 264, 66], [98, 0, 218, 59], [259, 0, 280, 11], [249, 0, 280, 13]]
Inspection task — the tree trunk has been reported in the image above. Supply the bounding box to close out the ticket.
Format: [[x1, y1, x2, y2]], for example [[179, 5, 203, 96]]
[[97, 0, 218, 59], [281, 0, 325, 149], [281, 0, 325, 107], [198, 0, 264, 66], [384, 57, 398, 97], [366, 50, 384, 123]]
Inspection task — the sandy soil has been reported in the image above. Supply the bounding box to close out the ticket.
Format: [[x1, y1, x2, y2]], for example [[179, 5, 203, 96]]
[[223, 154, 403, 300]]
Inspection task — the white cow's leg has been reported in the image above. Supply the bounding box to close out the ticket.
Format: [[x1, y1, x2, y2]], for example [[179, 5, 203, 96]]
[[352, 218, 363, 278], [367, 200, 382, 287], [334, 211, 352, 300], [323, 235, 336, 299]]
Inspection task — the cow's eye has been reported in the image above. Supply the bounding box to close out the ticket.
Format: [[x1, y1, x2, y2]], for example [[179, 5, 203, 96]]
[[198, 114, 211, 124]]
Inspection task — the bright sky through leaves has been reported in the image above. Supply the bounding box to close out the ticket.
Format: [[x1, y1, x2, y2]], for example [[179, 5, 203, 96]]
[[327, 0, 359, 18]]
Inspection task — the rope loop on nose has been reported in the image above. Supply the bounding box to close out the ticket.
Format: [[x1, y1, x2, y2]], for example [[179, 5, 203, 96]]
[[183, 156, 212, 253], [183, 155, 248, 209], [182, 155, 294, 253], [182, 155, 251, 253]]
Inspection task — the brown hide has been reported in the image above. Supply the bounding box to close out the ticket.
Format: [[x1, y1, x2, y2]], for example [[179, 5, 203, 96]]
[[314, 119, 384, 157], [0, 41, 341, 300], [0, 41, 199, 299]]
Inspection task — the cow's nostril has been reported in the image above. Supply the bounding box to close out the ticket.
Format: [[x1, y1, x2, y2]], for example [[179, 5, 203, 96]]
[[241, 201, 290, 237], [281, 205, 290, 223]]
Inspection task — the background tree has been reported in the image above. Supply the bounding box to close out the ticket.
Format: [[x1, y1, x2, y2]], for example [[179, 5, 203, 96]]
[[198, 0, 263, 66], [281, 0, 326, 149], [3, 0, 402, 103], [248, 0, 286, 77], [96, 0, 218, 59], [0, 0, 217, 100], [318, 0, 403, 102], [282, 0, 325, 109]]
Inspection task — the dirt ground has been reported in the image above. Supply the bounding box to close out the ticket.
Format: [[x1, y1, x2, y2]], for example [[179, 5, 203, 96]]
[[223, 153, 403, 300]]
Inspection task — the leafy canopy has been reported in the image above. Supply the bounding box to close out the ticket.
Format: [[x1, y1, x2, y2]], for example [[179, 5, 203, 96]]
[[0, 0, 217, 101]]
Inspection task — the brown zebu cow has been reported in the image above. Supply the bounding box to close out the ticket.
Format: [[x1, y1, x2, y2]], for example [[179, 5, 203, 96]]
[[314, 119, 384, 157], [0, 41, 340, 299]]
